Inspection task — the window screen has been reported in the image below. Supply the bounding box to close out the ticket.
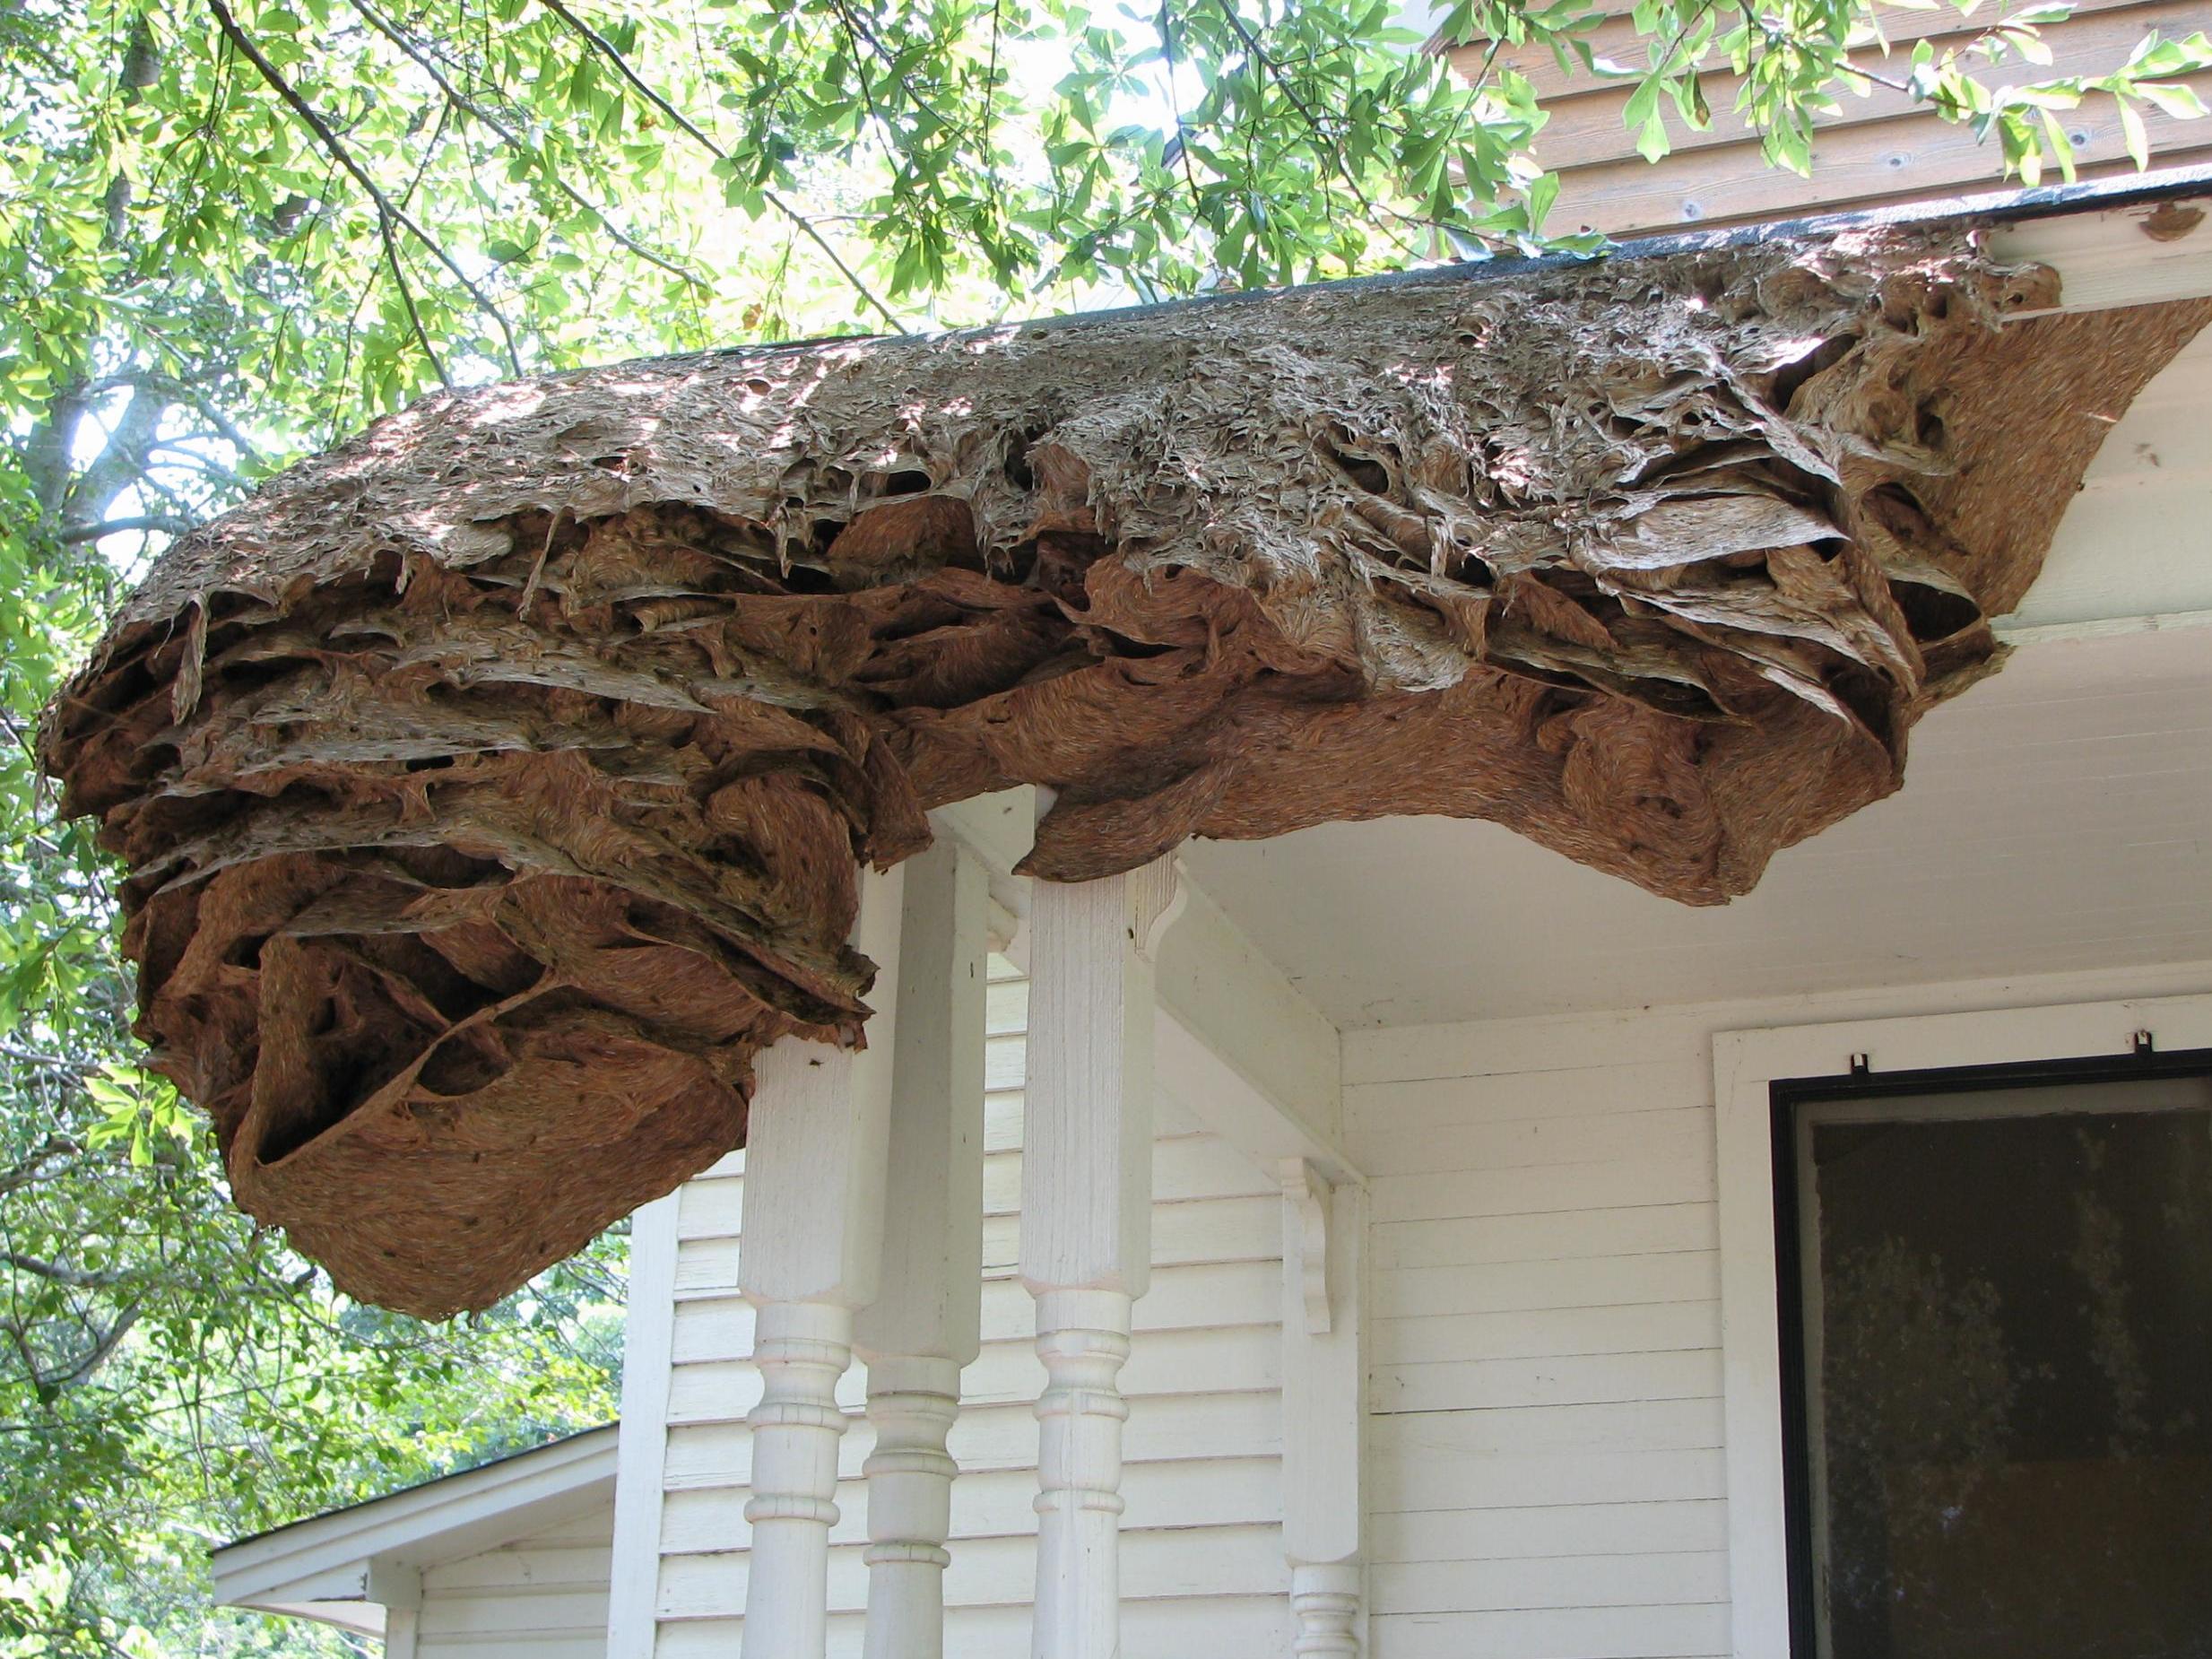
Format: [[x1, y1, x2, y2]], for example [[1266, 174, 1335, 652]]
[[1791, 1073, 2212, 1659]]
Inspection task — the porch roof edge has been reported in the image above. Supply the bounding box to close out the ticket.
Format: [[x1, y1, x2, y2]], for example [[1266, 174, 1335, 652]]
[[695, 161, 2212, 363]]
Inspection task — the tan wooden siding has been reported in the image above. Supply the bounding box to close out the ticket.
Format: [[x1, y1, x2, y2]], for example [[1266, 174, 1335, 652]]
[[647, 961, 1294, 1657], [1444, 0, 2212, 238]]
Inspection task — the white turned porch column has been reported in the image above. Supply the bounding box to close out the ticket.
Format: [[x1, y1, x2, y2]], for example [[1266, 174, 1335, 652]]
[[1281, 1160, 1366, 1658], [854, 840, 991, 1659], [737, 867, 905, 1659], [1021, 849, 1184, 1659]]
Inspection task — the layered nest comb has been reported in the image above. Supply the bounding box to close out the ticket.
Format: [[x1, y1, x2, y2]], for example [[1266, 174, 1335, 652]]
[[39, 221, 2208, 1315]]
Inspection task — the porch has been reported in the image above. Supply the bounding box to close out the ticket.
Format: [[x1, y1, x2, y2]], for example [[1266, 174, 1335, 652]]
[[196, 174, 2212, 1659], [598, 185, 2212, 1658]]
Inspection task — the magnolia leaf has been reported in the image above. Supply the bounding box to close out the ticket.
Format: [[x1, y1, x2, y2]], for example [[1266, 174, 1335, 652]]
[[2117, 92, 2152, 164], [2137, 80, 2209, 117]]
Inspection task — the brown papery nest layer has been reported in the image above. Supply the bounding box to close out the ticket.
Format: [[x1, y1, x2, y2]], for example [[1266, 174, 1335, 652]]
[[39, 223, 2210, 1316]]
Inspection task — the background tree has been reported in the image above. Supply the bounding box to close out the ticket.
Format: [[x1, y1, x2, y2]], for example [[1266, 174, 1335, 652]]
[[2, 0, 2206, 1651]]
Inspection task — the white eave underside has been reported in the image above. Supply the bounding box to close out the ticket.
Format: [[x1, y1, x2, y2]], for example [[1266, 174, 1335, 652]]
[[1186, 184, 2212, 1029]]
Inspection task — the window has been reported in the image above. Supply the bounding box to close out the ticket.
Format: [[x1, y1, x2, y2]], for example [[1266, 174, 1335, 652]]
[[1774, 1060, 2212, 1659]]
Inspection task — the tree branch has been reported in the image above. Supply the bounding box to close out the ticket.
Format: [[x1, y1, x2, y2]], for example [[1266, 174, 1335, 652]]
[[1159, 3, 1206, 216], [23, 384, 92, 522], [62, 385, 168, 531], [339, 0, 712, 292], [2, 1252, 127, 1290], [57, 515, 195, 545], [0, 1136, 85, 1198], [94, 370, 265, 466], [0, 1303, 142, 1399], [1205, 0, 1424, 261], [44, 1305, 143, 1391], [145, 440, 251, 491], [375, 192, 453, 387], [826, 0, 958, 135], [530, 0, 907, 333], [205, 0, 525, 376]]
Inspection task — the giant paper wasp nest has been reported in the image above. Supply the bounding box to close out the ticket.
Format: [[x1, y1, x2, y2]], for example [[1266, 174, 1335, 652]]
[[39, 222, 2208, 1315]]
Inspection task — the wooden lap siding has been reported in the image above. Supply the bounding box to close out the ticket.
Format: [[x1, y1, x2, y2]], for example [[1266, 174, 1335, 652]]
[[1351, 1047, 1728, 1659], [414, 1507, 617, 1659], [1445, 0, 2212, 239], [1342, 956, 2212, 1659], [648, 961, 1296, 1656]]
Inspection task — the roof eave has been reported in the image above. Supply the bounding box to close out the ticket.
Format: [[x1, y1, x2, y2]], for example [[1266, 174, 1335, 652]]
[[210, 1424, 617, 1628]]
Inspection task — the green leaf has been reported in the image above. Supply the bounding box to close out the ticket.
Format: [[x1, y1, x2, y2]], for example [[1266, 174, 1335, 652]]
[[2137, 80, 2209, 117], [2116, 92, 2151, 164], [1524, 169, 1561, 227], [2038, 105, 2079, 179]]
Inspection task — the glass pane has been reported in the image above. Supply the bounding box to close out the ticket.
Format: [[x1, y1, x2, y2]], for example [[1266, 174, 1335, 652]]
[[1800, 1075, 2212, 1659]]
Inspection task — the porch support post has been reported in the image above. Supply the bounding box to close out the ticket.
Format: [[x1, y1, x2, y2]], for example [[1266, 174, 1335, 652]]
[[1281, 1160, 1366, 1658], [737, 866, 905, 1659], [854, 840, 991, 1659], [1020, 848, 1184, 1659]]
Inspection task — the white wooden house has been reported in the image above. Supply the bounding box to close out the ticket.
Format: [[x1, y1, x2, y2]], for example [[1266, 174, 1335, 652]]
[[212, 169, 2212, 1659]]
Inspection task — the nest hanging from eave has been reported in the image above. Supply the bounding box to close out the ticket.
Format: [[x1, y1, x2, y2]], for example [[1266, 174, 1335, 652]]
[[39, 221, 2209, 1316]]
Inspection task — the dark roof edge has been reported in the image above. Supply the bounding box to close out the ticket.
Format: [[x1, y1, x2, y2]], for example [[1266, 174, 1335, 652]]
[[1603, 159, 2212, 257], [692, 161, 2212, 364]]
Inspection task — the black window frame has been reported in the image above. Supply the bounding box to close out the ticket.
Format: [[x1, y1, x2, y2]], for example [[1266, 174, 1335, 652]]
[[1766, 1042, 2212, 1657]]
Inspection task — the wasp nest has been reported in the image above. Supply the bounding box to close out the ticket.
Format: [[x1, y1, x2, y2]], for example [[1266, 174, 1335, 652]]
[[40, 223, 2207, 1314]]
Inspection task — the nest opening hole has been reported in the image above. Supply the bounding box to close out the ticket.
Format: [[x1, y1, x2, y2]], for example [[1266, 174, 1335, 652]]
[[1321, 430, 1394, 495], [1003, 427, 1045, 491], [868, 469, 933, 499], [1769, 334, 1858, 413]]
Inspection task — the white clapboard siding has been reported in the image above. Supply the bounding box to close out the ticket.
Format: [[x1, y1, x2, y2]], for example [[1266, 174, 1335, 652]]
[[1351, 1018, 1735, 1659], [653, 1594, 1292, 1659], [416, 1507, 615, 1658], [678, 1189, 1282, 1288], [666, 1257, 1279, 1371], [655, 1521, 1286, 1617], [658, 1457, 1282, 1555], [627, 959, 1290, 1655], [673, 1127, 1275, 1238], [1344, 960, 2212, 1659], [662, 1319, 1280, 1425], [661, 1389, 1281, 1490]]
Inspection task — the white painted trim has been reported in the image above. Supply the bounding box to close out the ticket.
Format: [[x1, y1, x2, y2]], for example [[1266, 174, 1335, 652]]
[[1021, 861, 1179, 1659], [1991, 191, 2212, 317], [1153, 881, 1349, 1181], [212, 1424, 615, 1635], [213, 1426, 614, 1595], [608, 1188, 681, 1659], [931, 787, 1354, 1186], [1993, 605, 2212, 646], [1157, 1000, 1358, 1186], [1712, 988, 2212, 1658], [1280, 1167, 1365, 1657]]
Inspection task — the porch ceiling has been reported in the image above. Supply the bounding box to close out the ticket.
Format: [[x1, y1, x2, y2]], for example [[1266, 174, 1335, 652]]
[[1184, 330, 2212, 1028]]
